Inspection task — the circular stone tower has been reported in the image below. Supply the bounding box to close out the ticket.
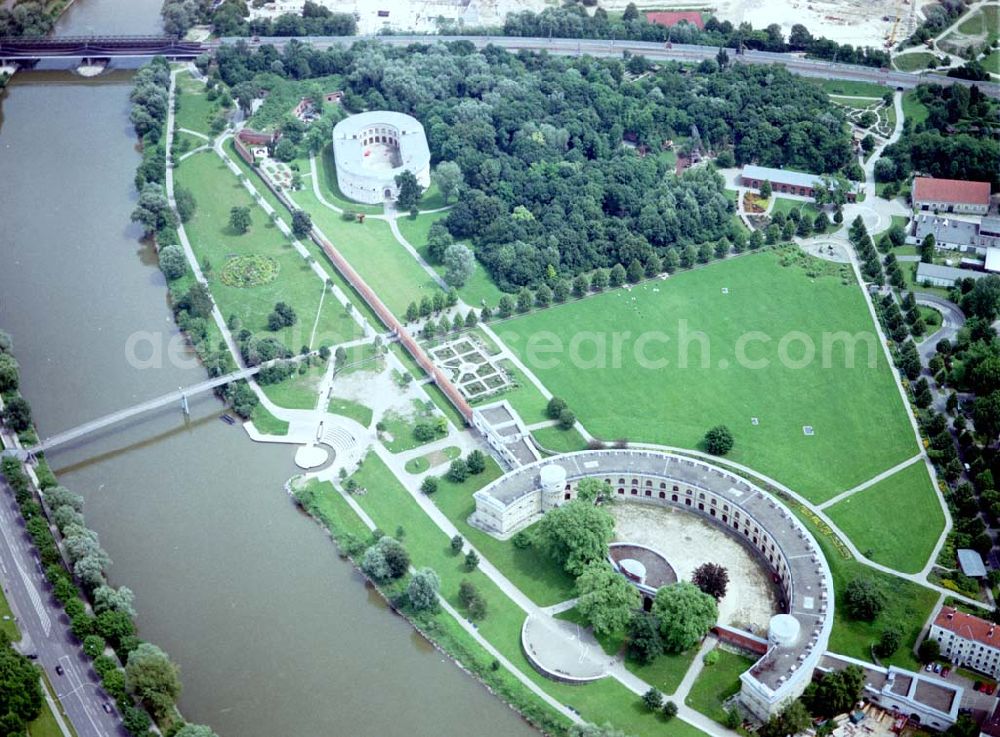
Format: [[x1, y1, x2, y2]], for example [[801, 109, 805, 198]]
[[539, 464, 567, 512]]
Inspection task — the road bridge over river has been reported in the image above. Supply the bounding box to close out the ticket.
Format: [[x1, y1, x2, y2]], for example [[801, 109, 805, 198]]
[[2, 33, 998, 98]]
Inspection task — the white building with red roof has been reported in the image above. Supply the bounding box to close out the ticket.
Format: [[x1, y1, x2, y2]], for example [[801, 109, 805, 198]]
[[928, 606, 1000, 677], [913, 177, 991, 216]]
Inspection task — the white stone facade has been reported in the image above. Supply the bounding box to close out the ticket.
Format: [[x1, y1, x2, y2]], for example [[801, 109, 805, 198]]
[[332, 111, 431, 204]]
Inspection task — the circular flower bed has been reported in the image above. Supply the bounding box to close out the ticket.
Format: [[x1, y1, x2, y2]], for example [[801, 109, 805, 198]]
[[220, 255, 279, 288]]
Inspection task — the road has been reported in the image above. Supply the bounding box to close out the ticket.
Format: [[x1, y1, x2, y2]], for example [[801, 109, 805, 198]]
[[0, 474, 122, 737], [224, 35, 1000, 99], [916, 293, 966, 364]]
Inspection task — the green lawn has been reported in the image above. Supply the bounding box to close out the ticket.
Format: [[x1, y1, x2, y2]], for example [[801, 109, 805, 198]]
[[893, 52, 940, 72], [250, 403, 289, 436], [826, 460, 943, 574], [404, 445, 461, 473], [498, 250, 918, 503], [769, 197, 820, 220], [431, 457, 577, 606], [289, 186, 442, 317], [685, 650, 755, 723], [533, 425, 589, 454], [174, 152, 362, 349], [984, 50, 1000, 75], [348, 454, 708, 737], [295, 478, 373, 543], [173, 72, 217, 136], [816, 79, 888, 97], [379, 399, 447, 453], [396, 211, 506, 308], [0, 587, 17, 641], [902, 91, 930, 127], [790, 502, 938, 671], [919, 305, 943, 332], [260, 361, 326, 410], [327, 397, 373, 428]]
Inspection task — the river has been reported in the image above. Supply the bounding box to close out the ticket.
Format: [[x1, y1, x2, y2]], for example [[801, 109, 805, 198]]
[[0, 3, 537, 736]]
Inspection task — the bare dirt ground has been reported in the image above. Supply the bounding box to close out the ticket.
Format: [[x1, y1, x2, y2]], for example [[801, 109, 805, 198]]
[[610, 502, 779, 633], [250, 0, 903, 48]]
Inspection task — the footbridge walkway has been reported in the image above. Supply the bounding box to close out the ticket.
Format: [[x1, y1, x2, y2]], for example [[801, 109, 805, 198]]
[[1, 362, 268, 460]]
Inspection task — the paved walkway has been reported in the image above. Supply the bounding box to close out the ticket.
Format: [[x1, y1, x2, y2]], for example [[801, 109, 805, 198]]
[[817, 454, 925, 510]]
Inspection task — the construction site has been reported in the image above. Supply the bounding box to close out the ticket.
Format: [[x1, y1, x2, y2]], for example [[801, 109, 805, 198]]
[[248, 0, 924, 49]]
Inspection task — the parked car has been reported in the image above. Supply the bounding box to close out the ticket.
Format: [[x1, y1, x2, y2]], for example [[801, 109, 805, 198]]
[[101, 703, 112, 714], [942, 668, 951, 678], [934, 663, 942, 673], [926, 664, 934, 672], [55, 665, 64, 676]]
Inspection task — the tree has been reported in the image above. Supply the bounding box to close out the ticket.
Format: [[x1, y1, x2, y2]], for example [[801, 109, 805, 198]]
[[125, 643, 181, 721], [131, 183, 174, 234], [803, 665, 865, 718], [0, 635, 43, 730], [459, 579, 487, 619], [961, 275, 1000, 321], [434, 161, 463, 204], [517, 287, 533, 313], [447, 459, 469, 483], [920, 233, 936, 263], [464, 549, 480, 571], [229, 205, 252, 234], [653, 582, 718, 653], [175, 725, 221, 737], [497, 295, 514, 319], [761, 700, 812, 737], [450, 535, 463, 554], [844, 577, 884, 620], [546, 397, 568, 420], [974, 391, 1000, 441], [591, 268, 609, 291], [362, 536, 410, 583], [627, 611, 663, 664], [158, 244, 187, 280], [466, 450, 486, 474], [0, 354, 18, 393], [394, 170, 423, 211], [2, 396, 33, 432], [609, 263, 626, 287], [575, 478, 611, 504], [421, 476, 439, 495], [704, 425, 734, 455], [94, 585, 136, 617], [536, 283, 553, 308], [692, 563, 729, 600], [876, 626, 902, 657], [535, 500, 615, 576], [642, 687, 663, 711], [760, 179, 772, 199], [443, 243, 475, 287], [558, 408, 576, 430], [82, 634, 106, 658], [662, 701, 678, 719], [576, 563, 640, 636], [174, 185, 196, 222], [918, 637, 941, 664], [406, 567, 440, 612], [291, 209, 312, 238]]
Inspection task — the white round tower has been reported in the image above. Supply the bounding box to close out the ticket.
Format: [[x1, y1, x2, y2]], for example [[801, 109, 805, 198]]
[[768, 613, 801, 648], [540, 464, 567, 511]]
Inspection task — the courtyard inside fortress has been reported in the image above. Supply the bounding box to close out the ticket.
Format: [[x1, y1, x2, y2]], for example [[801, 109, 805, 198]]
[[611, 503, 780, 633]]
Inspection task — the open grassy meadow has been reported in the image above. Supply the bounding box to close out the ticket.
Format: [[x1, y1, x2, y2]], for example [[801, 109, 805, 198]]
[[826, 460, 943, 574], [685, 650, 755, 723], [174, 152, 362, 349], [496, 249, 918, 503]]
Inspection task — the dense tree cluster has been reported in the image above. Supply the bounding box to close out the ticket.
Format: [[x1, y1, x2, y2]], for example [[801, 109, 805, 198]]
[[534, 500, 615, 575], [0, 0, 62, 37], [212, 40, 851, 289], [463, 4, 891, 68], [879, 84, 998, 191], [161, 0, 355, 39]]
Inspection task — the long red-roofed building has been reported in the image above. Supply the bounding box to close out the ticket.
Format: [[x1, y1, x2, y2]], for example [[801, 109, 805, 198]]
[[644, 11, 705, 29], [928, 606, 1000, 677], [913, 177, 991, 215]]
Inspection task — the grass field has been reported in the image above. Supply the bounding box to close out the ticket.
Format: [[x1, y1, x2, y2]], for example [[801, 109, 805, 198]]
[[0, 586, 17, 641], [260, 362, 325, 410], [533, 425, 589, 454], [826, 460, 943, 574], [816, 79, 887, 97], [984, 50, 1000, 75], [404, 445, 461, 473], [250, 404, 289, 435], [288, 186, 441, 317], [379, 399, 447, 453], [396, 211, 506, 308], [173, 72, 217, 136], [327, 397, 373, 428], [894, 52, 940, 72], [770, 198, 821, 220], [174, 152, 362, 349], [347, 454, 708, 737], [791, 503, 938, 671], [498, 250, 918, 503], [685, 650, 755, 723], [919, 305, 943, 333], [903, 91, 930, 127]]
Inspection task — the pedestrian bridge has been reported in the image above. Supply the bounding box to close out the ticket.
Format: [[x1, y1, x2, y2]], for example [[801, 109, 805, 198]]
[[1, 363, 265, 460]]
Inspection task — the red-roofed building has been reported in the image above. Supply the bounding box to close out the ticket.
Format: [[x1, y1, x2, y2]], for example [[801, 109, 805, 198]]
[[928, 606, 1000, 677], [644, 11, 705, 29], [913, 177, 991, 215]]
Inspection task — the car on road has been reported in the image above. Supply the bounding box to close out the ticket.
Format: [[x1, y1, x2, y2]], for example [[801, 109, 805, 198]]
[[25, 653, 37, 660], [55, 665, 64, 676], [101, 703, 112, 714]]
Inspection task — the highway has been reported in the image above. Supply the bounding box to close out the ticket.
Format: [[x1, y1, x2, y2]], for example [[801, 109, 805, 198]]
[[226, 34, 1000, 99], [0, 473, 122, 737]]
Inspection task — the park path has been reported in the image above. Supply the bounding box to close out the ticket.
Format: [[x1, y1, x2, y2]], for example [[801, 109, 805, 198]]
[[817, 454, 925, 510]]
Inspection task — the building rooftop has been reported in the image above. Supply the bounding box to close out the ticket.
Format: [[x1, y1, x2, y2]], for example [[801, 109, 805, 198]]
[[914, 214, 981, 247], [913, 177, 991, 207], [934, 606, 1000, 648], [474, 449, 834, 694], [742, 164, 828, 191], [958, 548, 988, 577], [917, 262, 988, 283], [645, 11, 705, 29], [608, 543, 678, 589], [332, 111, 430, 181]]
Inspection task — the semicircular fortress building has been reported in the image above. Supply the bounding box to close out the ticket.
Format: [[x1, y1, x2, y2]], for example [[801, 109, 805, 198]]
[[332, 111, 431, 204]]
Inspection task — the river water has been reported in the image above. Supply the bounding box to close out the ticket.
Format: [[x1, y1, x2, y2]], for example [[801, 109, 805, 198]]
[[0, 3, 536, 735]]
